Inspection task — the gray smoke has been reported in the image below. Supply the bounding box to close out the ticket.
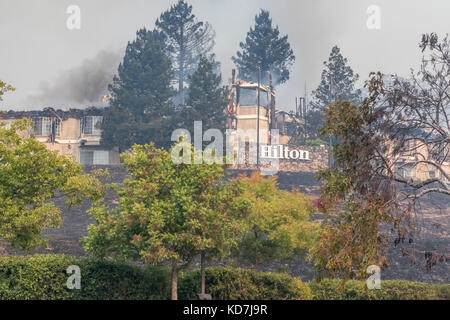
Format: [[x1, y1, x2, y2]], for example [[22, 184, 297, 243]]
[[25, 50, 122, 107]]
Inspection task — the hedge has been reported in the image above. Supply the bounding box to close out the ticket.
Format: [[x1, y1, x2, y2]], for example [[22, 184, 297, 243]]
[[0, 255, 170, 300], [0, 255, 310, 300], [179, 267, 312, 300], [309, 278, 450, 300], [0, 255, 448, 300], [432, 284, 450, 300]]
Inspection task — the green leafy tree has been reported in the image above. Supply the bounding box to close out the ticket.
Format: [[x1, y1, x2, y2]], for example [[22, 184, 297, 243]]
[[179, 55, 228, 134], [232, 9, 295, 85], [311, 101, 392, 280], [102, 28, 175, 152], [83, 141, 249, 300], [312, 35, 450, 279], [195, 175, 250, 297], [0, 119, 105, 251], [0, 80, 15, 102], [235, 172, 319, 268], [156, 0, 215, 104]]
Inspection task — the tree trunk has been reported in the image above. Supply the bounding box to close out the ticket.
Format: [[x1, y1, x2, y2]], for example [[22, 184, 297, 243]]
[[179, 53, 185, 104], [171, 260, 179, 300], [201, 252, 206, 295], [436, 105, 439, 125], [179, 27, 185, 105]]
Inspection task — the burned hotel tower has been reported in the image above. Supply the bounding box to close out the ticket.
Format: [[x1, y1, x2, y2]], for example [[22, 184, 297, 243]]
[[226, 69, 328, 172]]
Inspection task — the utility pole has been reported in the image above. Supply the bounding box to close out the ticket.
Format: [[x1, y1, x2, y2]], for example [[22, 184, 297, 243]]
[[304, 82, 308, 140], [304, 82, 308, 118], [256, 67, 261, 168]]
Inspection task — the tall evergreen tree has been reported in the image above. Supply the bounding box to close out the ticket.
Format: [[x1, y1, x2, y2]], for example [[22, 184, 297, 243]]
[[102, 28, 175, 152], [156, 0, 215, 104], [305, 46, 361, 140], [232, 10, 295, 85], [311, 46, 361, 111], [180, 55, 228, 133]]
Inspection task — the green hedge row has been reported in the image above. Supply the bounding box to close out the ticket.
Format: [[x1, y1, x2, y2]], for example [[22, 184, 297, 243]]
[[0, 255, 170, 300], [309, 278, 449, 300], [0, 255, 448, 300], [433, 284, 450, 300], [0, 255, 310, 300], [179, 267, 312, 300]]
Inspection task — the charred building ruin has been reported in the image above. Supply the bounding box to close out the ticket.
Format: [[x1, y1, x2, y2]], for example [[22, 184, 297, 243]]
[[226, 69, 329, 172], [0, 107, 120, 165]]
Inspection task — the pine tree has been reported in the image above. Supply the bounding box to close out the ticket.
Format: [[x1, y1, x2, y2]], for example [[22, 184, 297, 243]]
[[232, 10, 295, 85], [102, 28, 175, 151], [181, 55, 228, 133], [304, 46, 361, 140], [311, 46, 361, 111], [156, 0, 215, 104]]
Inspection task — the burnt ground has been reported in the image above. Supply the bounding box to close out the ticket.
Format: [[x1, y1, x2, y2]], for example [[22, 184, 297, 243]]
[[0, 166, 448, 283]]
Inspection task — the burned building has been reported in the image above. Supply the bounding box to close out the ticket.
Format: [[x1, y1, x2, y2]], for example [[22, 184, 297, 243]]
[[274, 110, 301, 145], [0, 107, 120, 165], [390, 135, 450, 183], [226, 70, 329, 173]]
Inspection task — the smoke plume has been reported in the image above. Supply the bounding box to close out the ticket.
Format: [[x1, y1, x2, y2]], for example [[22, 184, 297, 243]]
[[25, 50, 122, 107]]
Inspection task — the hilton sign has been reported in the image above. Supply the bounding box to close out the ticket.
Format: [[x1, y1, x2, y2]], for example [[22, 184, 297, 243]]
[[260, 145, 310, 161]]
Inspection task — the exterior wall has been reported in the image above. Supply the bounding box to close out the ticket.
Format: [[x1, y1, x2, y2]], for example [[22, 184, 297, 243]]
[[79, 148, 121, 165], [59, 118, 80, 140], [230, 145, 329, 173], [36, 118, 80, 163], [391, 137, 450, 182], [409, 161, 450, 181], [38, 118, 82, 162], [109, 148, 121, 165], [277, 146, 329, 172], [236, 105, 271, 144], [279, 135, 291, 145], [232, 99, 328, 174], [44, 141, 80, 162]]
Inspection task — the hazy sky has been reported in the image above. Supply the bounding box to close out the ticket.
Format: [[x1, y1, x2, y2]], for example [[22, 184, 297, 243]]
[[0, 0, 449, 111]]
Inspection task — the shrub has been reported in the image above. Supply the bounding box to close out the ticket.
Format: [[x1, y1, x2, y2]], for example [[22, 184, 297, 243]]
[[309, 279, 442, 300], [179, 267, 312, 300], [0, 254, 74, 300], [433, 284, 450, 300], [370, 280, 438, 300], [73, 259, 170, 300], [0, 255, 170, 300], [0, 255, 447, 300]]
